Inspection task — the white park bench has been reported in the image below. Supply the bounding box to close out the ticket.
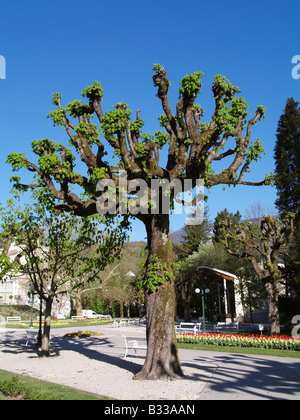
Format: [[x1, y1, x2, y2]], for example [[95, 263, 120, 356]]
[[175, 322, 202, 334], [127, 318, 140, 325], [71, 316, 85, 321], [214, 322, 239, 332], [112, 319, 128, 328], [123, 335, 147, 358], [6, 316, 21, 323]]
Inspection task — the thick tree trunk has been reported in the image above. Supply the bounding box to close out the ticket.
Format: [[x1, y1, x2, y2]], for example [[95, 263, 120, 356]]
[[41, 299, 52, 357], [265, 281, 280, 335], [134, 214, 184, 380], [72, 289, 83, 316]]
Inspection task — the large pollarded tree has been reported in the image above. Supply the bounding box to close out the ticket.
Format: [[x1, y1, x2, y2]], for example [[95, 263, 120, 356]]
[[7, 65, 271, 379]]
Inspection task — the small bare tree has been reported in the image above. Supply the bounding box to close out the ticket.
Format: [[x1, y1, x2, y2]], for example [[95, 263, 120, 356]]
[[219, 214, 295, 334]]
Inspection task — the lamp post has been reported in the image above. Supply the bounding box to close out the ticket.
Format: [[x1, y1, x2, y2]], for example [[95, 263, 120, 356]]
[[28, 284, 35, 328], [195, 287, 210, 333]]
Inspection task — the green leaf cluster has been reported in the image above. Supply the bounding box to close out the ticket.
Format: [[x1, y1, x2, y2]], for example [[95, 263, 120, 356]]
[[101, 104, 132, 136], [6, 153, 27, 171], [75, 122, 99, 144], [257, 105, 267, 119], [214, 74, 241, 95], [130, 119, 145, 135], [245, 139, 265, 165], [135, 143, 148, 157], [137, 254, 175, 292], [179, 71, 204, 98], [214, 97, 249, 134], [81, 81, 104, 101], [141, 130, 170, 147], [51, 92, 61, 106], [38, 154, 61, 175], [48, 109, 65, 127], [66, 100, 92, 118], [32, 138, 58, 156], [152, 63, 164, 71], [89, 167, 108, 183]]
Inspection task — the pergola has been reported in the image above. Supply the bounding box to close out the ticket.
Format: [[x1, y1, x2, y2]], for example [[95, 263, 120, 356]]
[[197, 266, 238, 322]]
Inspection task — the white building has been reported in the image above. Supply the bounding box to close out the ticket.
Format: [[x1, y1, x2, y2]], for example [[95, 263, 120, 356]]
[[0, 243, 71, 318]]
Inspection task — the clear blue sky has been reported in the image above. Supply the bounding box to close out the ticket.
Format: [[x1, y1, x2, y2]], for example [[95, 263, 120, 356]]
[[0, 0, 299, 241]]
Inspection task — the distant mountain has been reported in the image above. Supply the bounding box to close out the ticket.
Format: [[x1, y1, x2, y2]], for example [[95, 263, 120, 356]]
[[169, 228, 186, 243], [170, 224, 214, 243], [170, 217, 263, 244]]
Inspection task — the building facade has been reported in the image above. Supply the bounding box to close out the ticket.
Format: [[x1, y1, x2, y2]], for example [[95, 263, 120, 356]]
[[0, 243, 71, 318]]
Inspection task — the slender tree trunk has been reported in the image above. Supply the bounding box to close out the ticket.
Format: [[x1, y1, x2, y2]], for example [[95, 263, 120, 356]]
[[265, 280, 280, 335], [134, 214, 184, 380], [181, 272, 194, 321], [120, 301, 124, 318], [40, 298, 52, 357], [109, 300, 113, 318]]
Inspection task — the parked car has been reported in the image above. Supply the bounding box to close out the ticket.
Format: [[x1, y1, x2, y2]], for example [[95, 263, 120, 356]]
[[82, 310, 111, 319]]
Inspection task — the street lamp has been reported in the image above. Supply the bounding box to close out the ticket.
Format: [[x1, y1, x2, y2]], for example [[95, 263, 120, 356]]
[[195, 288, 210, 333], [36, 286, 43, 348]]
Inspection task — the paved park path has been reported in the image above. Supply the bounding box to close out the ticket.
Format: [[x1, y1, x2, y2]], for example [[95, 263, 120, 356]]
[[1, 324, 300, 400]]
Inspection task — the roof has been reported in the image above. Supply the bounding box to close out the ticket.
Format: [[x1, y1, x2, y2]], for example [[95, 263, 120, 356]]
[[197, 266, 237, 281]]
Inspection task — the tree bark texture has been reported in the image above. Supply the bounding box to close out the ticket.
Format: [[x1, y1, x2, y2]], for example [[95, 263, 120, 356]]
[[180, 271, 194, 322], [41, 298, 52, 357], [264, 280, 280, 335], [134, 214, 184, 380], [72, 289, 83, 316]]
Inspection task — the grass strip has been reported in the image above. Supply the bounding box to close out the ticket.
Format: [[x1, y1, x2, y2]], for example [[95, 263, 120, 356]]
[[0, 369, 111, 400]]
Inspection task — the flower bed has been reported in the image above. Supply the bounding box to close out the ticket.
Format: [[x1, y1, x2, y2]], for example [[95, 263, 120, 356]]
[[176, 332, 300, 351], [64, 331, 103, 338], [13, 318, 112, 329]]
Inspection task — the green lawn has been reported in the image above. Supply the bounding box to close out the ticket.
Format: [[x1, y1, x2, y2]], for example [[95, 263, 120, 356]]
[[177, 342, 300, 358], [0, 370, 110, 400]]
